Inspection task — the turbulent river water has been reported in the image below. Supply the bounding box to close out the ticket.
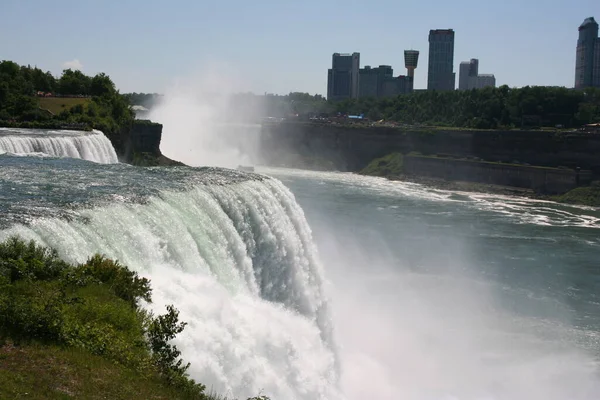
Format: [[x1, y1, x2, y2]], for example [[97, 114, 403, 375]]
[[1, 129, 600, 399]]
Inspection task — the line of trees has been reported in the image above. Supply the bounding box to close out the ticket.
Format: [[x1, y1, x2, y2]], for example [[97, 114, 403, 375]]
[[0, 60, 134, 150], [123, 86, 600, 129], [333, 86, 600, 129]]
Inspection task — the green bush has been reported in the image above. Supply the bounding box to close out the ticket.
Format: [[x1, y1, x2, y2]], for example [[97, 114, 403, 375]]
[[0, 237, 208, 398], [360, 152, 404, 178]]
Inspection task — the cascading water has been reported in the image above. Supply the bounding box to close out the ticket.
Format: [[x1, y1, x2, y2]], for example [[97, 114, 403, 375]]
[[0, 157, 341, 399], [0, 128, 118, 163]]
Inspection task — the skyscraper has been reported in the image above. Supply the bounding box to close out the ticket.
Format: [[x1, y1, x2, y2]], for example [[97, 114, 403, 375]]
[[427, 29, 455, 91], [327, 53, 360, 101], [458, 59, 478, 90], [575, 17, 599, 89]]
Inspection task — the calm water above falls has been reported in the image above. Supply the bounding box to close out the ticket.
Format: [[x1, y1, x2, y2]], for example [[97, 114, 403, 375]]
[[1, 152, 600, 399]]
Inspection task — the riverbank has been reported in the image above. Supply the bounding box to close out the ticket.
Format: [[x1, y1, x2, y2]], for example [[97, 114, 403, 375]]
[[359, 153, 600, 207]]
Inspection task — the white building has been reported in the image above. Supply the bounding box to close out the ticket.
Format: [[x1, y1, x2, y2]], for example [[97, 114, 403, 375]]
[[458, 58, 496, 90]]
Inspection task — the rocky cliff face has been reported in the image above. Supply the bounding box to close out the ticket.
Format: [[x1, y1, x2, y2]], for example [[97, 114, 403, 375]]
[[118, 120, 182, 166], [261, 122, 600, 176]]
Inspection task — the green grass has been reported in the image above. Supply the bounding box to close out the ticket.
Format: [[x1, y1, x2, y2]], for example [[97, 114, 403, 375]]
[[360, 152, 404, 177], [37, 97, 91, 115], [0, 343, 200, 400], [552, 184, 600, 207]]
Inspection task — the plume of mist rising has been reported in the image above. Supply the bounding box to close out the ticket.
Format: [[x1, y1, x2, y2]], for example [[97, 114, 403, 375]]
[[307, 214, 599, 400], [149, 63, 263, 168]]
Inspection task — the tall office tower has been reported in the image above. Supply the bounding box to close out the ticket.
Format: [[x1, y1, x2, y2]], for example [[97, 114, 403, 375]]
[[327, 52, 360, 100], [404, 50, 419, 91], [458, 58, 479, 90], [428, 29, 455, 91], [575, 17, 599, 88]]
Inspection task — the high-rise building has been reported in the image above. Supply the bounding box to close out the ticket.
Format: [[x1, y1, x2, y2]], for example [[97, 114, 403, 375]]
[[358, 66, 379, 98], [595, 40, 600, 87], [458, 59, 479, 90], [404, 50, 419, 91], [327, 52, 360, 100], [575, 17, 599, 89], [427, 29, 455, 91], [358, 65, 393, 98], [359, 65, 413, 98]]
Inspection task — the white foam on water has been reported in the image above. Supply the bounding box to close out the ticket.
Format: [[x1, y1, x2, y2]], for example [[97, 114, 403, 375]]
[[0, 177, 340, 400], [0, 128, 118, 163]]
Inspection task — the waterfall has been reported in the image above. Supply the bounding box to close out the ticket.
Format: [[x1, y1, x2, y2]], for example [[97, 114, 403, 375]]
[[0, 175, 342, 400], [0, 128, 118, 163]]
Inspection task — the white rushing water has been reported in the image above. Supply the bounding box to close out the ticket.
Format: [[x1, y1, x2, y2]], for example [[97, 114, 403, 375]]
[[0, 177, 341, 400], [0, 128, 118, 163]]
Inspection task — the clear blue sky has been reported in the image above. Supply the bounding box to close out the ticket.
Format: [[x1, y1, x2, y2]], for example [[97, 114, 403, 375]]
[[1, 0, 598, 95]]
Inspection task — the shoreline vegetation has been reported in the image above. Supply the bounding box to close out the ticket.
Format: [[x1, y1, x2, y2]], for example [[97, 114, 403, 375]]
[[0, 237, 268, 400], [0, 60, 182, 167], [359, 153, 600, 207]]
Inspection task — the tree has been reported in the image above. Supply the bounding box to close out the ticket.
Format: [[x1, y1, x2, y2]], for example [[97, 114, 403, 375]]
[[90, 73, 115, 97]]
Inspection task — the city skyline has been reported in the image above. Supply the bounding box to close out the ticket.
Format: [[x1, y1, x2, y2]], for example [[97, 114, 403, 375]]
[[1, 1, 598, 95]]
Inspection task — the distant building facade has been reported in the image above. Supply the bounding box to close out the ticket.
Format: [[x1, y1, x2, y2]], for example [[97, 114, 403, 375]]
[[358, 66, 379, 98], [358, 65, 393, 98], [383, 75, 413, 97], [428, 29, 455, 91], [458, 59, 478, 90], [458, 58, 496, 90], [474, 74, 496, 89], [327, 52, 360, 101], [358, 65, 412, 98], [575, 17, 600, 88]]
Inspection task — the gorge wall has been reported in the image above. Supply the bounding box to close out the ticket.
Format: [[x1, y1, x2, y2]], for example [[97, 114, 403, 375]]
[[260, 122, 600, 193], [261, 122, 600, 174]]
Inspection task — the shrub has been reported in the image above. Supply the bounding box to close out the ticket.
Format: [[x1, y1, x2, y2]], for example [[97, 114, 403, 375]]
[[0, 237, 207, 398], [0, 237, 69, 282]]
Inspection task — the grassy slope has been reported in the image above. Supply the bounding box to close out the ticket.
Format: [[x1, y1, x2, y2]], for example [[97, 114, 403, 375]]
[[0, 343, 196, 400], [37, 97, 91, 115], [0, 239, 210, 400], [552, 185, 600, 207], [360, 152, 404, 177]]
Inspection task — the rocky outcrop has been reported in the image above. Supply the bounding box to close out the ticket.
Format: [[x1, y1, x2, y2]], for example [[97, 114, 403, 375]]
[[120, 120, 182, 166]]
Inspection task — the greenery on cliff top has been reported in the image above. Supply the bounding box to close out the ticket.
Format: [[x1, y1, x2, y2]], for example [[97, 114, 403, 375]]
[[552, 183, 600, 207], [360, 153, 404, 178], [0, 237, 267, 400], [0, 60, 134, 153], [126, 85, 600, 130], [333, 86, 600, 129]]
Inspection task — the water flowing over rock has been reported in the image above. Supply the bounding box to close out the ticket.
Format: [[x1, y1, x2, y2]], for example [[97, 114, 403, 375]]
[[0, 128, 118, 163]]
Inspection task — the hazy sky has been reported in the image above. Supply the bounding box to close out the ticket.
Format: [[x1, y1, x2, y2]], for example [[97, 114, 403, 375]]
[[1, 0, 598, 95]]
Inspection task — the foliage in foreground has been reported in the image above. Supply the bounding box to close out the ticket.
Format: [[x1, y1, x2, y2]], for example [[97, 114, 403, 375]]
[[0, 237, 206, 398], [359, 152, 404, 178]]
